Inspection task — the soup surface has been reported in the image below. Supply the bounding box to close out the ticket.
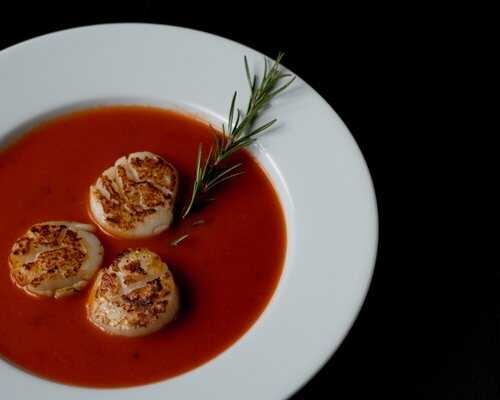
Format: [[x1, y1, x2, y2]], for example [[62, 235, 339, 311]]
[[0, 106, 286, 387]]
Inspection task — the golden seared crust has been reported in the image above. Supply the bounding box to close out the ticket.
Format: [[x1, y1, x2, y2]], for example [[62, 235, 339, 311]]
[[87, 248, 179, 336], [129, 156, 177, 192], [90, 152, 178, 238], [93, 169, 163, 231], [18, 247, 85, 287], [9, 222, 104, 298]]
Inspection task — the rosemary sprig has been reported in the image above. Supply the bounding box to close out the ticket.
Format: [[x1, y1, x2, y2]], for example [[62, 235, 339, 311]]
[[182, 52, 295, 218]]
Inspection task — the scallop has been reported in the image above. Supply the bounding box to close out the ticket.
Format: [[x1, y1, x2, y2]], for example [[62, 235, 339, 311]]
[[87, 248, 179, 337], [89, 151, 178, 238], [9, 221, 104, 298]]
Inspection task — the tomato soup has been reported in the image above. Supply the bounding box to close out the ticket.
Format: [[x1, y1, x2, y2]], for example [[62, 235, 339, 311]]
[[0, 106, 286, 387]]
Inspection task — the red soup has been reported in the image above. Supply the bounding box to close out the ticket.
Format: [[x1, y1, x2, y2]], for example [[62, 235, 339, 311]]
[[0, 106, 286, 387]]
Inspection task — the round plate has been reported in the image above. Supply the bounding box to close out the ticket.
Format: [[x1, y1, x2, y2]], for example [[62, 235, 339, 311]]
[[0, 24, 378, 399]]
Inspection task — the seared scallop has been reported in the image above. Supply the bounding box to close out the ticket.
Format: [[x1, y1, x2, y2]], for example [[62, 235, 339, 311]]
[[9, 221, 104, 298], [89, 151, 178, 238], [87, 248, 179, 337]]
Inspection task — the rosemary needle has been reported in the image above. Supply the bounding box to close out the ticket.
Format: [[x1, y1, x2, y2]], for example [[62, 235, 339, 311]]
[[170, 234, 190, 247], [182, 52, 295, 218]]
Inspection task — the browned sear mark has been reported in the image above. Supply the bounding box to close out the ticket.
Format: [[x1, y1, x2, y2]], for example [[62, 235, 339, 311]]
[[93, 162, 171, 231], [10, 224, 87, 289]]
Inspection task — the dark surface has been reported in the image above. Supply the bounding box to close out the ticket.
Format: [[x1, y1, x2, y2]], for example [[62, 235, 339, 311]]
[[0, 3, 492, 399]]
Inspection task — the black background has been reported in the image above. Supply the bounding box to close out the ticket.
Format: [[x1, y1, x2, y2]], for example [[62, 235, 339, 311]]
[[0, 2, 492, 399]]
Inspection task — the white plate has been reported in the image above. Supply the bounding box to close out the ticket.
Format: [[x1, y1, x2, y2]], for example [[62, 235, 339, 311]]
[[0, 24, 378, 400]]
